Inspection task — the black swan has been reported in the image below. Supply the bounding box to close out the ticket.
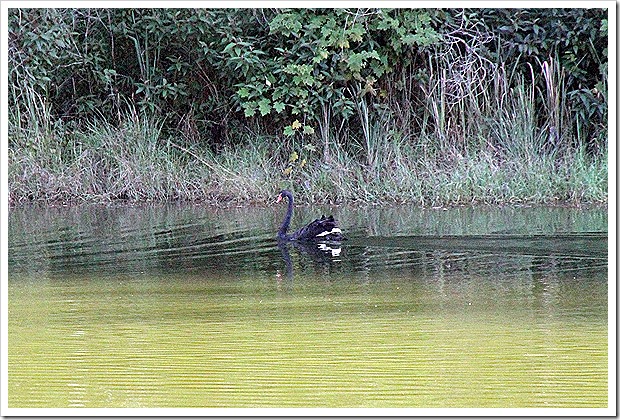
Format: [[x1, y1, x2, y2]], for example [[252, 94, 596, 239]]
[[276, 190, 344, 242]]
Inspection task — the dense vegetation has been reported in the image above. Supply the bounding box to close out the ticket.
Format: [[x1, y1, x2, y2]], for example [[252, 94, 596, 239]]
[[8, 8, 608, 205]]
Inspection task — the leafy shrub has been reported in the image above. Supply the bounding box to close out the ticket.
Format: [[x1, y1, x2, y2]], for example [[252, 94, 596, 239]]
[[8, 7, 608, 158]]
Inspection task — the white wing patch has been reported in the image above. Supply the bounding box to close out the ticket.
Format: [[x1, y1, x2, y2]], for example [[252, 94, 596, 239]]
[[318, 243, 342, 257], [315, 228, 342, 237]]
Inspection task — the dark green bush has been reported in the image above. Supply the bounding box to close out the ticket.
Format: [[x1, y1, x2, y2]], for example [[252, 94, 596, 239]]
[[8, 7, 608, 155]]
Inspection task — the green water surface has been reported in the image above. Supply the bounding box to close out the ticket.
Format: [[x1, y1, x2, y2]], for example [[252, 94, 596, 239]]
[[8, 205, 608, 408]]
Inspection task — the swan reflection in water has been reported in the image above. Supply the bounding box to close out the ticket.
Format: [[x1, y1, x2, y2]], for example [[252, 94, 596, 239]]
[[317, 243, 341, 257], [277, 240, 343, 280]]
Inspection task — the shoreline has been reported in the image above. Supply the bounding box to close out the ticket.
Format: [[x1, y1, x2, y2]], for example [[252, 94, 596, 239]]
[[8, 196, 608, 211]]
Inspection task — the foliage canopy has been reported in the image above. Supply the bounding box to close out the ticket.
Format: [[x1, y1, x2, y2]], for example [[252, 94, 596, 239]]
[[8, 8, 608, 154]]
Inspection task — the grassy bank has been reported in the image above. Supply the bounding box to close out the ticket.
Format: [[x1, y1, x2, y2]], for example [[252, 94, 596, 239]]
[[8, 109, 607, 207], [7, 9, 607, 207]]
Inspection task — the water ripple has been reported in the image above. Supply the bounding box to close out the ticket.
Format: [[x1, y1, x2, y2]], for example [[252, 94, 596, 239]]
[[8, 205, 608, 408]]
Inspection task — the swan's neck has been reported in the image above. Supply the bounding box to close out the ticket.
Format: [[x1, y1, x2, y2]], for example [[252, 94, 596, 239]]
[[278, 195, 293, 238]]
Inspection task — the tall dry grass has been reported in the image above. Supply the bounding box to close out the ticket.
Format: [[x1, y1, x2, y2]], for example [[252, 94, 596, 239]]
[[8, 56, 607, 206]]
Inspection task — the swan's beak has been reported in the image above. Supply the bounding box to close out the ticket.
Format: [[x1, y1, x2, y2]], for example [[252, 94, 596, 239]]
[[276, 194, 283, 203]]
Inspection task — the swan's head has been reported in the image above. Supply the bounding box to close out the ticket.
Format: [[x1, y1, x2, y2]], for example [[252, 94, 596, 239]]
[[276, 190, 292, 204]]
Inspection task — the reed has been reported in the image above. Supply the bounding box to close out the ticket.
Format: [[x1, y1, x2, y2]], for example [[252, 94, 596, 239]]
[[8, 65, 607, 206]]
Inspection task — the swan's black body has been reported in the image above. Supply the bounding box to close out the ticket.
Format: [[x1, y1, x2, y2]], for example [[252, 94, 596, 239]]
[[276, 190, 344, 242]]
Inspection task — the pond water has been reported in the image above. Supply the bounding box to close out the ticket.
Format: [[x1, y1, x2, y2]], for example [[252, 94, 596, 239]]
[[7, 203, 609, 409]]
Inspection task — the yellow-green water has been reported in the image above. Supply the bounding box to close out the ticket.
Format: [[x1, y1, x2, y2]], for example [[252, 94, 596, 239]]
[[8, 205, 608, 408]]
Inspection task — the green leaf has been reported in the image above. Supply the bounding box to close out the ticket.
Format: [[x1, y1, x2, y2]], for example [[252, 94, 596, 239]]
[[237, 86, 250, 98], [273, 101, 286, 113], [257, 98, 271, 116], [222, 42, 236, 54], [347, 52, 367, 72], [302, 125, 315, 135], [242, 102, 257, 117]]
